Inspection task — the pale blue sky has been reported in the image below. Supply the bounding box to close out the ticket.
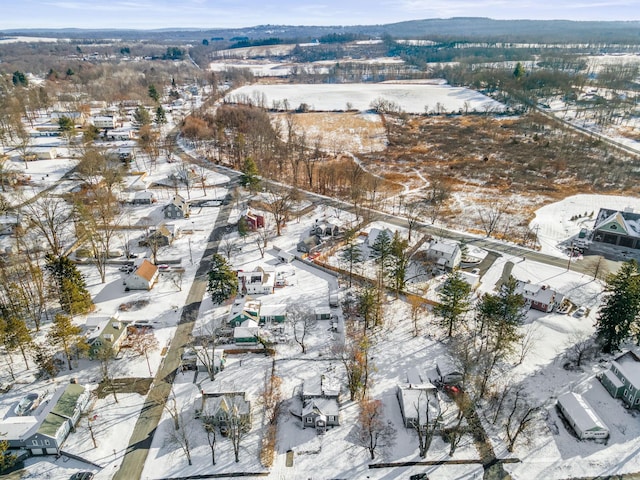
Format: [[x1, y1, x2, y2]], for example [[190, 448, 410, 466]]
[[2, 0, 640, 30]]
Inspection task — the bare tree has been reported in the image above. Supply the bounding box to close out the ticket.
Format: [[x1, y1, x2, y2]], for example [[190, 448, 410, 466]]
[[263, 185, 300, 236], [353, 397, 396, 460], [334, 329, 373, 401], [564, 333, 598, 369], [227, 395, 252, 463], [126, 328, 159, 376], [503, 387, 540, 452], [287, 304, 316, 354], [404, 201, 424, 242], [515, 323, 540, 366], [191, 321, 222, 381], [476, 203, 507, 238], [204, 423, 217, 465], [408, 294, 427, 337], [167, 408, 195, 466], [20, 195, 74, 257], [411, 390, 443, 458]]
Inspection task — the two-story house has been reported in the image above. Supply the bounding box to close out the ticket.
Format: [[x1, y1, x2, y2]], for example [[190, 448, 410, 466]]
[[600, 351, 640, 408]]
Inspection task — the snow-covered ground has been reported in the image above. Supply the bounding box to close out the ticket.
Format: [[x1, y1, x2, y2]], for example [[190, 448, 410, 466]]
[[225, 82, 506, 114]]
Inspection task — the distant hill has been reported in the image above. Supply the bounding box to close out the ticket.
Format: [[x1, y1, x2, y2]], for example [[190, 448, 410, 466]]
[[3, 18, 640, 44]]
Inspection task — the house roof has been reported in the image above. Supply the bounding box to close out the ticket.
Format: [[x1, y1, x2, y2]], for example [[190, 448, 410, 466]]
[[613, 351, 640, 388], [428, 241, 459, 256], [50, 384, 85, 419], [515, 280, 563, 306], [603, 369, 624, 389], [302, 375, 340, 399], [37, 412, 67, 438], [135, 259, 158, 282], [397, 385, 440, 422], [0, 416, 39, 441], [557, 392, 608, 433], [202, 394, 250, 417], [260, 304, 287, 317], [594, 208, 640, 239], [302, 398, 339, 417]]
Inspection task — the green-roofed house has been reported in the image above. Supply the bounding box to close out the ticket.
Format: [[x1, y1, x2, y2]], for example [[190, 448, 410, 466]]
[[26, 384, 90, 455]]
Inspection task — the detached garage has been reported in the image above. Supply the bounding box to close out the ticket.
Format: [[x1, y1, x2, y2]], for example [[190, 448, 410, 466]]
[[557, 392, 609, 440]]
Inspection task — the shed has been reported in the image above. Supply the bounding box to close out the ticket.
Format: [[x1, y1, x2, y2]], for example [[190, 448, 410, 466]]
[[557, 392, 609, 440], [277, 250, 295, 264], [314, 306, 331, 320]]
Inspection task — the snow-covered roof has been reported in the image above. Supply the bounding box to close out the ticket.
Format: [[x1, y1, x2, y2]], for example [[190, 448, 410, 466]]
[[259, 304, 287, 316], [302, 375, 340, 399], [397, 385, 440, 422], [603, 369, 624, 389], [428, 241, 459, 256], [557, 392, 608, 433], [594, 208, 640, 239], [516, 280, 563, 306], [613, 351, 640, 388], [302, 397, 339, 417], [0, 416, 39, 441]]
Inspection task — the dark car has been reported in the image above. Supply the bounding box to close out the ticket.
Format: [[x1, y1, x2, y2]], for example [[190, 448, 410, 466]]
[[70, 472, 94, 480], [409, 474, 428, 480]]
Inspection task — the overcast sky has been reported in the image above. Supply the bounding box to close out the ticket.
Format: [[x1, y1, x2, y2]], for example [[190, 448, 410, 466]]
[[2, 0, 640, 30]]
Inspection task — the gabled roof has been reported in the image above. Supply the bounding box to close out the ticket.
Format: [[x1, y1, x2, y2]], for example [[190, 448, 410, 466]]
[[594, 208, 640, 238], [557, 392, 608, 433], [135, 259, 158, 282], [613, 351, 640, 388], [302, 397, 339, 417]]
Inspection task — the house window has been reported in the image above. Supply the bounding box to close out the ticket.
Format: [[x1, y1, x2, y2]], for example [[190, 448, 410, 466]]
[[44, 440, 50, 446], [32, 440, 38, 446], [636, 398, 640, 405], [624, 389, 628, 397], [306, 417, 313, 424]]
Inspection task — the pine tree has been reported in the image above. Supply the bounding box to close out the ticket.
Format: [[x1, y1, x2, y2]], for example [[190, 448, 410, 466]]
[[596, 260, 640, 353], [45, 254, 93, 315], [240, 157, 260, 192], [340, 241, 363, 287], [388, 232, 409, 296], [434, 269, 472, 337], [155, 106, 167, 125], [513, 62, 525, 80], [0, 316, 33, 368], [133, 105, 151, 127], [48, 313, 86, 370], [148, 84, 160, 103], [207, 254, 238, 304]]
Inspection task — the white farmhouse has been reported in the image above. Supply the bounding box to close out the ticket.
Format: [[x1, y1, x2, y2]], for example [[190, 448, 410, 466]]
[[238, 266, 275, 296], [91, 116, 116, 129], [124, 259, 159, 291], [557, 392, 609, 440], [426, 240, 461, 269]]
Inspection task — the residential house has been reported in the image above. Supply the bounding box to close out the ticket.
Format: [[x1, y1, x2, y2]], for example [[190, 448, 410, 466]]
[[238, 266, 275, 296], [276, 250, 295, 264], [396, 382, 440, 429], [124, 259, 159, 291], [131, 191, 156, 205], [164, 194, 190, 219], [88, 317, 128, 357], [600, 351, 640, 408], [259, 304, 287, 324], [365, 227, 394, 247], [50, 111, 86, 125], [458, 270, 481, 291], [297, 235, 321, 253], [299, 375, 340, 433], [243, 210, 265, 230], [592, 208, 640, 249], [426, 241, 462, 270], [233, 319, 260, 345], [557, 392, 609, 440], [91, 116, 116, 129], [228, 300, 261, 327], [515, 280, 565, 313], [311, 221, 340, 237], [6, 383, 91, 455], [199, 392, 251, 433], [140, 223, 179, 247]]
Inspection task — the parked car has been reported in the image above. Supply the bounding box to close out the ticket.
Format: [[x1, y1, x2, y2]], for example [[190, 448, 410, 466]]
[[410, 474, 428, 480], [70, 473, 94, 480], [470, 268, 481, 275], [157, 264, 170, 270], [574, 306, 587, 317], [14, 393, 39, 416]]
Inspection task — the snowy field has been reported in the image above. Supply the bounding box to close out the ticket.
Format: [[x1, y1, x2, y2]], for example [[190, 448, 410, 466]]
[[225, 83, 506, 114]]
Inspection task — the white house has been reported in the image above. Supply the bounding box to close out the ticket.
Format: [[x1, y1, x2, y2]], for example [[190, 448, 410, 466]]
[[124, 259, 159, 291], [91, 116, 116, 129], [426, 241, 462, 269], [233, 319, 260, 345], [396, 383, 440, 429], [238, 267, 275, 296], [557, 392, 609, 440]]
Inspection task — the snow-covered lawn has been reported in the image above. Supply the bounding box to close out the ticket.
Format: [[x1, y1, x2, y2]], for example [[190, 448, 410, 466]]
[[226, 83, 506, 114]]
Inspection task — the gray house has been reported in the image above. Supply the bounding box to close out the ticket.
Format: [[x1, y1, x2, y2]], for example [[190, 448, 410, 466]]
[[199, 392, 251, 433], [600, 351, 640, 408], [164, 194, 190, 219], [299, 375, 340, 433]]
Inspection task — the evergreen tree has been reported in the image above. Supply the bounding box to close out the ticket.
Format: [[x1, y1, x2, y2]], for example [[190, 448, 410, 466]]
[[370, 229, 392, 269], [477, 276, 526, 353], [0, 315, 33, 368], [155, 106, 167, 125], [133, 105, 151, 127], [434, 269, 472, 337], [148, 84, 160, 103], [0, 440, 17, 472], [341, 241, 364, 288], [48, 313, 86, 370], [207, 254, 238, 304], [240, 157, 260, 192], [12, 70, 28, 87], [45, 254, 93, 315], [513, 62, 526, 80], [388, 232, 410, 296], [596, 260, 640, 353]]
